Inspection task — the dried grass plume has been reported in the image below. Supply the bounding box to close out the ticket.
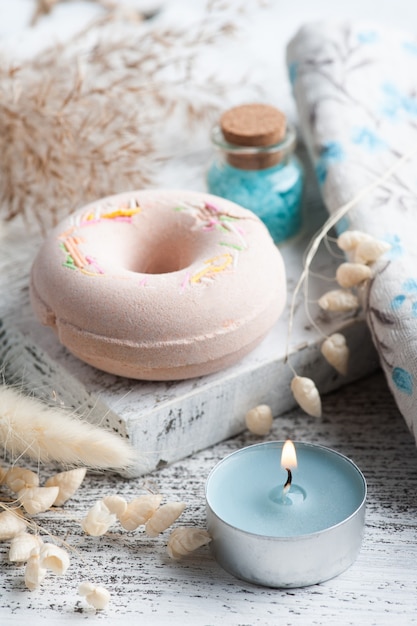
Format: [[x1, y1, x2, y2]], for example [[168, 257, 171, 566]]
[[0, 384, 135, 469], [0, 1, 243, 230]]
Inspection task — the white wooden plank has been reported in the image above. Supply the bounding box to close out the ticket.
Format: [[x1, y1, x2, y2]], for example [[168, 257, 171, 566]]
[[0, 372, 416, 625]]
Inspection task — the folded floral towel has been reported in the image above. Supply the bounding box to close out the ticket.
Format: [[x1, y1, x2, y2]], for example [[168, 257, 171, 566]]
[[287, 22, 417, 439]]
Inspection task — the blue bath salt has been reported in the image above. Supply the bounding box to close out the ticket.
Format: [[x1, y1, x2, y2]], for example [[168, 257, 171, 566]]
[[207, 156, 304, 243]]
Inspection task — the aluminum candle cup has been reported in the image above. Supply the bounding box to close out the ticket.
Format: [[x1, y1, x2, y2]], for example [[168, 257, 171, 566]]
[[205, 441, 367, 588]]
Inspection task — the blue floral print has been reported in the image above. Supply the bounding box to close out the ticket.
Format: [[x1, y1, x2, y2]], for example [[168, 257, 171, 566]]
[[390, 279, 417, 317], [315, 141, 345, 184], [403, 41, 417, 56], [357, 31, 379, 45], [392, 367, 413, 395], [288, 61, 298, 87], [351, 127, 386, 151], [381, 82, 417, 119]]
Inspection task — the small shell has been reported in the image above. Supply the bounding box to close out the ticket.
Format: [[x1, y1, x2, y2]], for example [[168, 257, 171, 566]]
[[290, 376, 322, 418], [337, 230, 373, 252], [167, 527, 212, 560], [5, 468, 39, 493], [321, 333, 349, 376], [39, 543, 70, 575], [318, 289, 359, 312], [245, 404, 273, 435], [9, 533, 43, 563], [45, 467, 87, 506], [81, 501, 116, 536], [79, 582, 111, 610], [118, 494, 163, 531], [353, 239, 391, 265], [102, 495, 128, 517], [18, 486, 60, 515], [336, 262, 372, 288], [25, 548, 46, 591], [145, 502, 186, 537], [0, 510, 27, 540]]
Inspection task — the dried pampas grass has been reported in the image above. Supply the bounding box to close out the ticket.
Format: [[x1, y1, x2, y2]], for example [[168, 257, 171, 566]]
[[0, 385, 135, 469], [0, 0, 245, 230], [31, 0, 151, 26]]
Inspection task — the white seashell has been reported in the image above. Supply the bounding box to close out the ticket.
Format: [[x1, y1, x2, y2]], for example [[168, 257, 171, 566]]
[[0, 510, 27, 540], [78, 581, 95, 595], [290, 376, 322, 418], [321, 333, 349, 376], [25, 548, 46, 590], [337, 230, 373, 252], [39, 543, 70, 575], [167, 527, 212, 560], [81, 501, 116, 536], [5, 467, 39, 493], [145, 502, 186, 537], [118, 494, 163, 531], [102, 495, 128, 518], [18, 486, 60, 515], [336, 262, 372, 288], [79, 582, 110, 610], [245, 404, 273, 435], [9, 533, 42, 563], [318, 289, 359, 312], [45, 467, 87, 506], [353, 239, 391, 265]]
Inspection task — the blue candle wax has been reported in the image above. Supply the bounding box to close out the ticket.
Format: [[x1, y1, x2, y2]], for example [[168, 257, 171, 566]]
[[206, 442, 366, 538]]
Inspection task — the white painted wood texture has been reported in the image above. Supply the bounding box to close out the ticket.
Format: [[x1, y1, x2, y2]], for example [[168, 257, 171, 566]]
[[1, 371, 417, 625]]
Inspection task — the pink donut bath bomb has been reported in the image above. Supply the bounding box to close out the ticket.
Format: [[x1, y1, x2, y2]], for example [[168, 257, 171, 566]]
[[30, 189, 287, 380]]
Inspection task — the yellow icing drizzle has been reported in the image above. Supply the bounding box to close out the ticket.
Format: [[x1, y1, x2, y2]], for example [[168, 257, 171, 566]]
[[101, 207, 141, 219], [190, 253, 234, 284]]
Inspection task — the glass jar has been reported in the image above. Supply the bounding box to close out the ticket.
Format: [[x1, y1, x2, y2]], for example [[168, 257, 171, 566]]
[[206, 104, 304, 244]]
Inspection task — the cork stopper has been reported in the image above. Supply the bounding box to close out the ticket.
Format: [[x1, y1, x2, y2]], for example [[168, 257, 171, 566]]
[[220, 104, 286, 147]]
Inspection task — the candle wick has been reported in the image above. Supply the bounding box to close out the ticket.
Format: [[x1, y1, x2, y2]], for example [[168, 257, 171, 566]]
[[282, 467, 292, 497]]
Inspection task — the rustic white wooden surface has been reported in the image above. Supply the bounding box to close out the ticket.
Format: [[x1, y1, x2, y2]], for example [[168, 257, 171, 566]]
[[1, 371, 417, 625]]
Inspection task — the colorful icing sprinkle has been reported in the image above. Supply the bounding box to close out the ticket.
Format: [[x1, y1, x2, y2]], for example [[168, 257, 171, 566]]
[[58, 199, 142, 276], [58, 198, 248, 288], [190, 253, 234, 284], [176, 201, 246, 235]]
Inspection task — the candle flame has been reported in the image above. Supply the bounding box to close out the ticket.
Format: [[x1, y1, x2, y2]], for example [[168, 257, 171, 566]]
[[281, 440, 297, 470]]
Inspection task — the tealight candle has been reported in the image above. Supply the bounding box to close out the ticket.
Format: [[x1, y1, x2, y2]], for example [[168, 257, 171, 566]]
[[205, 441, 366, 588]]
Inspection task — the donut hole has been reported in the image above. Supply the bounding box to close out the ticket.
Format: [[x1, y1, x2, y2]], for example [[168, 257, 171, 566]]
[[126, 235, 198, 275], [85, 220, 204, 276]]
